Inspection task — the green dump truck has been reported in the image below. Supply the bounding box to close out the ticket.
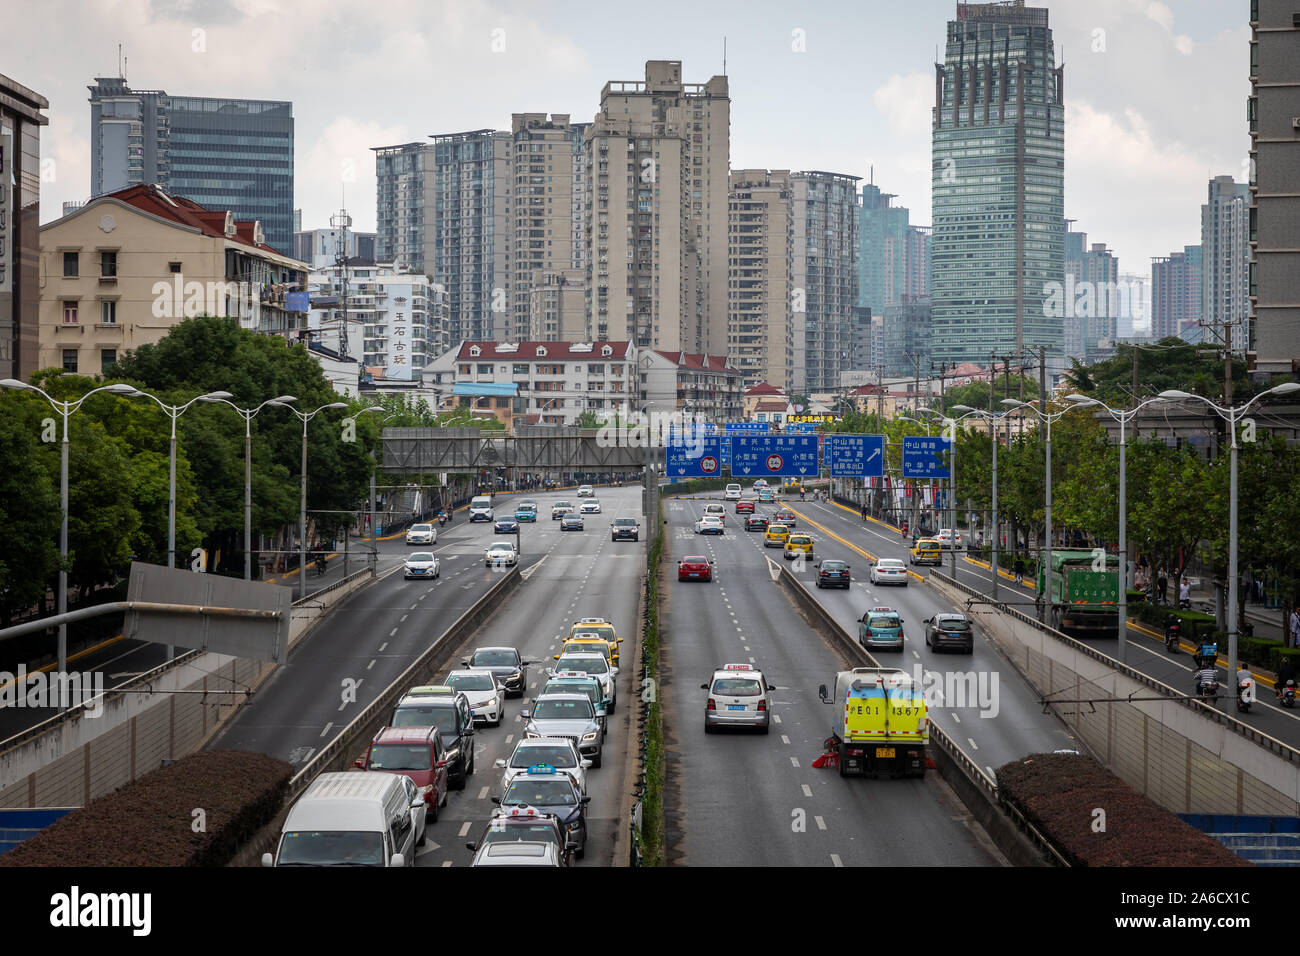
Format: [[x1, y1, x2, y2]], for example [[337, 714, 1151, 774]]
[[1037, 549, 1121, 636]]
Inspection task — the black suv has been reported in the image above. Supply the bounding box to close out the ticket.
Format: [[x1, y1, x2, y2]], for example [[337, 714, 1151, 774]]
[[462, 646, 532, 698], [610, 518, 640, 542], [389, 691, 477, 788], [924, 613, 974, 654]]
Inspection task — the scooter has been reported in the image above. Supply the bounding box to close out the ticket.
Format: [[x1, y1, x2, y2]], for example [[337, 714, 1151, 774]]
[[1279, 680, 1296, 709], [1236, 676, 1255, 713], [438, 512, 447, 528], [900, 521, 909, 538], [1164, 617, 1182, 651], [1196, 676, 1219, 701]]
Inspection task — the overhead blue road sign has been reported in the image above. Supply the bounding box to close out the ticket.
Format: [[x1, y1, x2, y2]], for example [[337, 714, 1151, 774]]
[[826, 435, 885, 478], [901, 436, 952, 479], [730, 435, 820, 478], [783, 421, 819, 434], [666, 436, 725, 479], [724, 422, 769, 433]]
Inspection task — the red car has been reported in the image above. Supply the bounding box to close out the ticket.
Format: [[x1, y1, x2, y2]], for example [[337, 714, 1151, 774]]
[[774, 510, 797, 526], [355, 726, 450, 821], [678, 555, 714, 582], [735, 499, 755, 514]]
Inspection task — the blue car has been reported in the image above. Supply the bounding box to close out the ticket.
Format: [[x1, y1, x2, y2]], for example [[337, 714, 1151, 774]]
[[494, 517, 520, 535], [515, 505, 538, 522]]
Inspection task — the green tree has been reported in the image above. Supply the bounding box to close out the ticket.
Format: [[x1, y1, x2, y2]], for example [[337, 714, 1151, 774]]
[[0, 393, 62, 624], [575, 409, 599, 429]]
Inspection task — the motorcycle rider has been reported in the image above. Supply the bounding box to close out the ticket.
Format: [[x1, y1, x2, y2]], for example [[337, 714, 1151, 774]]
[[1193, 664, 1219, 697], [1276, 658, 1297, 700], [1237, 664, 1255, 707], [1164, 613, 1181, 648]]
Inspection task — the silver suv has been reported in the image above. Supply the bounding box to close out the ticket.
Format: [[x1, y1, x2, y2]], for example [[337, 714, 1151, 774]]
[[702, 663, 772, 734], [521, 693, 603, 768]]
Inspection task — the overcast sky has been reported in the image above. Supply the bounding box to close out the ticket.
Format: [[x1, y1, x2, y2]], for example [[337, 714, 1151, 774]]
[[17, 0, 1249, 279]]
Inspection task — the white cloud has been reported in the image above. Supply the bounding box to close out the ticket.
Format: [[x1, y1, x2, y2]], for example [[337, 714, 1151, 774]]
[[1143, 1, 1175, 32], [872, 72, 933, 139], [1174, 35, 1195, 56]]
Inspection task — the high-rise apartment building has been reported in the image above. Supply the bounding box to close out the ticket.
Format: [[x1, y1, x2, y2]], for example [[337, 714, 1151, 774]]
[[1151, 245, 1203, 340], [373, 142, 428, 273], [584, 60, 730, 356], [728, 169, 794, 390], [0, 72, 48, 381], [1063, 228, 1119, 363], [294, 220, 377, 270], [1248, 0, 1300, 375], [88, 77, 294, 252], [428, 129, 511, 343], [1201, 175, 1251, 354], [858, 184, 930, 317], [529, 269, 586, 341], [930, 1, 1065, 370], [1115, 272, 1149, 340], [509, 114, 587, 341], [791, 171, 859, 393]]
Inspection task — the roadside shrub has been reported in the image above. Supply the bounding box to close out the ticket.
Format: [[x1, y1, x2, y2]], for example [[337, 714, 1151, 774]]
[[1240, 637, 1283, 668], [1268, 646, 1300, 673], [0, 750, 293, 867], [996, 752, 1248, 866]]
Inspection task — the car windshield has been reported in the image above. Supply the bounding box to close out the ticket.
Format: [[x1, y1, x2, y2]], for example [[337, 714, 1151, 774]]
[[822, 561, 847, 570], [510, 745, 577, 768], [712, 678, 762, 695], [768, 525, 788, 533], [682, 556, 708, 565], [790, 536, 811, 545], [408, 552, 435, 563], [533, 698, 594, 720], [504, 779, 578, 806], [277, 830, 385, 866], [575, 624, 614, 640], [447, 673, 495, 691], [557, 656, 608, 675], [939, 619, 972, 631], [367, 743, 431, 771], [482, 824, 560, 847], [548, 681, 598, 704], [556, 502, 573, 509], [471, 650, 518, 667], [410, 525, 431, 533], [614, 519, 637, 527], [489, 542, 515, 551], [587, 499, 601, 506], [392, 704, 457, 735], [871, 615, 901, 629]]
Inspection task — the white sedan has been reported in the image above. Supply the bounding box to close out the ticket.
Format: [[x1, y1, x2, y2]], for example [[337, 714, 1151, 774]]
[[580, 499, 602, 514], [406, 523, 437, 546], [936, 529, 964, 550], [444, 669, 505, 726], [870, 558, 910, 586], [484, 541, 519, 567], [695, 515, 725, 535], [403, 552, 441, 580]]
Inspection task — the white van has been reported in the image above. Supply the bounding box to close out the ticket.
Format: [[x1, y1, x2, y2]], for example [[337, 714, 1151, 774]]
[[262, 771, 422, 868], [469, 496, 494, 522], [724, 484, 742, 501]]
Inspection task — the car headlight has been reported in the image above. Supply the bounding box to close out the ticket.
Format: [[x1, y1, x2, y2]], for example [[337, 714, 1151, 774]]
[[418, 784, 434, 795], [445, 747, 460, 761], [581, 732, 598, 742], [485, 697, 498, 708], [507, 671, 521, 681]]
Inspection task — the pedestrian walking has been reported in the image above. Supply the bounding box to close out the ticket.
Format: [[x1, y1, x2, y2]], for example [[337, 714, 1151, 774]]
[[1156, 567, 1169, 605], [1289, 606, 1300, 649]]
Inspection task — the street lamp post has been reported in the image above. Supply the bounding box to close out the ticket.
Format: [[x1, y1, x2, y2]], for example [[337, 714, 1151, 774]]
[[200, 395, 299, 580], [953, 405, 1009, 602], [0, 378, 138, 674], [283, 402, 349, 600], [1001, 398, 1070, 623], [349, 406, 390, 573], [122, 389, 235, 569], [1155, 382, 1300, 681]]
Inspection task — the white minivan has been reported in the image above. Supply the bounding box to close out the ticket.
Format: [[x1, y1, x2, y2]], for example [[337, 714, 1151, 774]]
[[724, 484, 742, 501], [469, 495, 494, 522], [262, 771, 422, 868]]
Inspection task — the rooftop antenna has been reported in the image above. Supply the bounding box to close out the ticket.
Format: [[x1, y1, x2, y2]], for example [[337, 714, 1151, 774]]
[[723, 36, 727, 76]]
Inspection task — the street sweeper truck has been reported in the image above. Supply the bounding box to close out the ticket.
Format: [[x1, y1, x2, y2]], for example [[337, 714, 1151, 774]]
[[816, 667, 928, 777]]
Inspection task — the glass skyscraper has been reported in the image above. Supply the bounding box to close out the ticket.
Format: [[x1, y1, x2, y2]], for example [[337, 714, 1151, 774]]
[[89, 77, 294, 253], [930, 1, 1064, 369]]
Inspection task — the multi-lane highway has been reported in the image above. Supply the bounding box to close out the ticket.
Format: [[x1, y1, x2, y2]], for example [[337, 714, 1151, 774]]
[[792, 495, 1300, 750], [205, 486, 646, 867], [659, 495, 1007, 867]]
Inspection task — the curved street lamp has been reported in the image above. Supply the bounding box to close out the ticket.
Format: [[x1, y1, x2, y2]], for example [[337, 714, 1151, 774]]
[[1000, 397, 1073, 622], [200, 394, 298, 580], [1155, 382, 1300, 679], [952, 405, 1011, 600], [349, 405, 389, 565], [0, 378, 138, 674], [282, 402, 349, 600]]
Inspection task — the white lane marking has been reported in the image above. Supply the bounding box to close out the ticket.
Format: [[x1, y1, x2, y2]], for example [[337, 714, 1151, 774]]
[[400, 614, 409, 623], [967, 737, 979, 751], [378, 642, 388, 652], [418, 593, 426, 601], [801, 784, 812, 797], [460, 821, 473, 836], [441, 860, 453, 867], [815, 816, 827, 831], [477, 787, 489, 800], [320, 722, 333, 738], [912, 650, 920, 659], [986, 766, 996, 778], [410, 603, 418, 610], [951, 713, 961, 724], [366, 659, 376, 670], [389, 628, 398, 637], [830, 854, 843, 867], [749, 656, 756, 663], [773, 714, 782, 725], [505, 734, 514, 744], [781, 735, 790, 745], [744, 645, 751, 652], [789, 756, 799, 768]]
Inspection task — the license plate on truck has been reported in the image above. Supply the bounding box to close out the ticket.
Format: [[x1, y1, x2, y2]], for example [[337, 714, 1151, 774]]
[[876, 747, 895, 758]]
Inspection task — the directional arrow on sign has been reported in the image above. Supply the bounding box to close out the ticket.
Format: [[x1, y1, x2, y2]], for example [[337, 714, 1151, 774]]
[[865, 448, 880, 462]]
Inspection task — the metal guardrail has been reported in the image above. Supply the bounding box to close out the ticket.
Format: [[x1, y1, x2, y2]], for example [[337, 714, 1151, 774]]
[[773, 561, 1067, 866], [930, 569, 1300, 767]]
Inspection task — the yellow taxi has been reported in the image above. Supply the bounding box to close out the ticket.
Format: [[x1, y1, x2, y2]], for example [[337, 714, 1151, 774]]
[[909, 538, 942, 566], [783, 533, 814, 560], [564, 618, 622, 664], [763, 524, 791, 548]]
